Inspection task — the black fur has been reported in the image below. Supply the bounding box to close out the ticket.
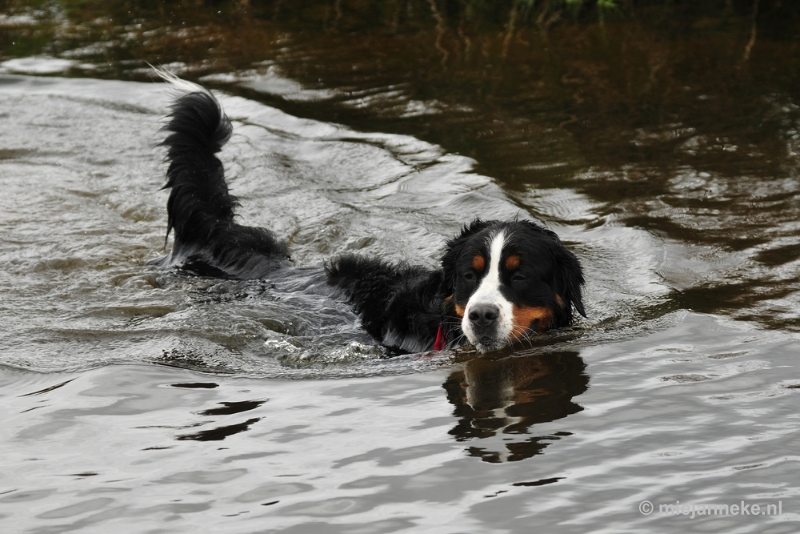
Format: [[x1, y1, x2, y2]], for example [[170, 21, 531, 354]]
[[325, 255, 445, 353], [154, 91, 289, 278]]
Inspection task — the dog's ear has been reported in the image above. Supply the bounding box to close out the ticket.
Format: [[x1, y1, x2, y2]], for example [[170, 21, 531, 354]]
[[517, 220, 585, 319], [439, 218, 493, 294], [518, 220, 586, 319], [553, 244, 586, 319]]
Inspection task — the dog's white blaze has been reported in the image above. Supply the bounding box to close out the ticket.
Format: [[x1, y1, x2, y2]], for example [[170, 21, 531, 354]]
[[462, 230, 514, 350]]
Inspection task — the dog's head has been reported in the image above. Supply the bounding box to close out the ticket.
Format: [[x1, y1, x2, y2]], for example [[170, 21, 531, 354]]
[[441, 219, 585, 352]]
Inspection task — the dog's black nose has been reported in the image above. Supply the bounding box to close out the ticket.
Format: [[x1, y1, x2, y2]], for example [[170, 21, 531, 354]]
[[468, 304, 499, 327]]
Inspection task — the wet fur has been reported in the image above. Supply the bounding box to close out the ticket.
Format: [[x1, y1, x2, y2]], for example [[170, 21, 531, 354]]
[[153, 87, 586, 353], [151, 91, 289, 278], [325, 255, 446, 353]]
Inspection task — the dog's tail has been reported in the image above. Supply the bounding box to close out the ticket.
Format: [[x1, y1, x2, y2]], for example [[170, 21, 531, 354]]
[[155, 70, 288, 277], [161, 89, 236, 251]]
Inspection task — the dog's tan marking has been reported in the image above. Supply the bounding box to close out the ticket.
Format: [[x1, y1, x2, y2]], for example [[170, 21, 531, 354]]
[[454, 303, 465, 318], [555, 294, 565, 308], [510, 305, 554, 340], [471, 255, 485, 272], [505, 254, 521, 270]]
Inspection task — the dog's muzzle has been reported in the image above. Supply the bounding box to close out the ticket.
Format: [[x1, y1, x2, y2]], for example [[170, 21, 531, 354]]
[[467, 303, 503, 350]]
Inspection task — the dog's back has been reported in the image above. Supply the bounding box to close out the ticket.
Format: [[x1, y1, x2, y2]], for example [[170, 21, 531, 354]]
[[154, 90, 289, 278], [326, 254, 445, 353]]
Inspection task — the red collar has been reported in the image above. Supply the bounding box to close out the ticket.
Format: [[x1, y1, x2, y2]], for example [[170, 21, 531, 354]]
[[434, 323, 447, 351]]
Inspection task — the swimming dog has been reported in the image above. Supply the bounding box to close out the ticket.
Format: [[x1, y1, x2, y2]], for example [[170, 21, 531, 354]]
[[153, 85, 585, 354]]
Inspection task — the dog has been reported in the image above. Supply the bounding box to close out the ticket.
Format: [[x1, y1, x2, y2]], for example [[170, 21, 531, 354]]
[[152, 85, 586, 354], [327, 219, 586, 353]]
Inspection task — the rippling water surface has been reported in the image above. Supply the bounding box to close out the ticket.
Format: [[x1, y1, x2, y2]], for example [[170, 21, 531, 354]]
[[2, 3, 800, 532]]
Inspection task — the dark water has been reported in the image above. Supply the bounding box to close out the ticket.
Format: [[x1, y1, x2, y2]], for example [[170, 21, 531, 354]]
[[1, 2, 800, 532]]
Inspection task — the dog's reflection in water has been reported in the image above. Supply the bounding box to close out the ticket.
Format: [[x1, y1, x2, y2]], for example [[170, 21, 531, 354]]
[[443, 351, 588, 463]]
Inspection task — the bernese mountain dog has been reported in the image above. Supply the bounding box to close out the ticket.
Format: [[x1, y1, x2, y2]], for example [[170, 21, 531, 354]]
[[151, 85, 586, 354]]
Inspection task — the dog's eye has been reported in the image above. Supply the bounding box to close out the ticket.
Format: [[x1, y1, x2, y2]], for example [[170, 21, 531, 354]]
[[511, 273, 527, 283], [463, 272, 476, 281]]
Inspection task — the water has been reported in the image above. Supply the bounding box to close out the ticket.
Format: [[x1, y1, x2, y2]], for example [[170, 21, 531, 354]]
[[2, 3, 800, 532]]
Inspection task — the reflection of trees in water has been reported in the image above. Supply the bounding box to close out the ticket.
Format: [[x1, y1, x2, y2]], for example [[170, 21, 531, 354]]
[[443, 351, 588, 463]]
